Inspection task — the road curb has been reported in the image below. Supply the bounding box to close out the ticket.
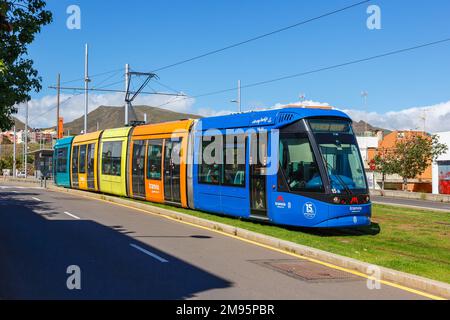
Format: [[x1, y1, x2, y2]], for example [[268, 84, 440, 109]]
[[19, 182, 450, 299], [372, 201, 450, 213]]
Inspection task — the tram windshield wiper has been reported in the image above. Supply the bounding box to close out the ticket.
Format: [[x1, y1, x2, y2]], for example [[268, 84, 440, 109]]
[[323, 159, 353, 195]]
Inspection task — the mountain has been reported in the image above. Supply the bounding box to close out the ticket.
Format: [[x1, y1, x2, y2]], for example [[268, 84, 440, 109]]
[[352, 120, 390, 136], [41, 105, 388, 136], [56, 105, 201, 135]]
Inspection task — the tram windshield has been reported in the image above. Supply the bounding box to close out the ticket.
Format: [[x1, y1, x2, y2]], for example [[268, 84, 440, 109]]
[[279, 134, 324, 193], [309, 119, 368, 193]]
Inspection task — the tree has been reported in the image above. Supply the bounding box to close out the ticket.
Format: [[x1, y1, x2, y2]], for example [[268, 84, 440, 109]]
[[394, 134, 447, 190], [373, 150, 399, 190], [0, 1, 52, 131]]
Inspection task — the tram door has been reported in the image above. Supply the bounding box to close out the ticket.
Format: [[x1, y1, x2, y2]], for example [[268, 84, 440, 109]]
[[164, 138, 182, 204], [71, 145, 79, 188], [131, 140, 146, 199], [250, 132, 268, 218], [87, 143, 96, 190]]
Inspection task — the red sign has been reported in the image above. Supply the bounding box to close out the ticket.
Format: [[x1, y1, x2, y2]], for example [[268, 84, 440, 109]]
[[369, 159, 376, 171]]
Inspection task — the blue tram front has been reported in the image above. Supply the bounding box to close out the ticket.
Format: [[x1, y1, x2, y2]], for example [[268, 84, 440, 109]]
[[189, 106, 371, 228]]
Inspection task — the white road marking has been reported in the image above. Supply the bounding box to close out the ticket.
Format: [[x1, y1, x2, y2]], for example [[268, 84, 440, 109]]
[[130, 243, 169, 263], [11, 191, 19, 194], [64, 211, 81, 220], [0, 185, 43, 190], [31, 197, 42, 202]]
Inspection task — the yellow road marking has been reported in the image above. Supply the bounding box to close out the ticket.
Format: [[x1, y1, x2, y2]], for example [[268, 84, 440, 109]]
[[52, 187, 446, 300]]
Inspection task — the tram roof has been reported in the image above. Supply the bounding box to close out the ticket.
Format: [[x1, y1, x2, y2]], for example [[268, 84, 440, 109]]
[[73, 130, 103, 144], [198, 107, 350, 130], [131, 119, 194, 137], [54, 136, 74, 147]]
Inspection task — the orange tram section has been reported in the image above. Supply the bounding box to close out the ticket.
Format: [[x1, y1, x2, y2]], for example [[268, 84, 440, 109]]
[[68, 120, 193, 208]]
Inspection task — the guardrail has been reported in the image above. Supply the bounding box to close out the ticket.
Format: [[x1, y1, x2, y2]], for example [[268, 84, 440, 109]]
[[2, 176, 54, 187]]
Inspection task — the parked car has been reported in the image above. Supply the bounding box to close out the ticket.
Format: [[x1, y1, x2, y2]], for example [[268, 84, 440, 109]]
[[17, 171, 26, 178]]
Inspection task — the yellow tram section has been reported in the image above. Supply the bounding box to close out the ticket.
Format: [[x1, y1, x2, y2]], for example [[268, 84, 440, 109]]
[[129, 120, 193, 208], [98, 127, 132, 197], [71, 131, 102, 191]]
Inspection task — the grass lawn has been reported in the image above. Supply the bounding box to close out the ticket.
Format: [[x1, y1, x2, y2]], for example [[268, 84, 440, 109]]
[[139, 200, 450, 284]]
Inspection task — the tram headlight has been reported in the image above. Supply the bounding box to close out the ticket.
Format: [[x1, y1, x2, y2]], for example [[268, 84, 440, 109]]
[[332, 196, 340, 204], [365, 195, 370, 203]]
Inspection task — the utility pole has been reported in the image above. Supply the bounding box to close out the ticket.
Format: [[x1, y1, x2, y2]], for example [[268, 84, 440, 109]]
[[56, 73, 60, 138], [299, 93, 305, 103], [420, 109, 427, 132], [238, 80, 241, 112], [231, 80, 241, 112], [13, 125, 16, 177], [84, 44, 90, 134], [125, 63, 130, 126], [24, 101, 28, 178], [124, 66, 157, 126], [361, 91, 368, 135]]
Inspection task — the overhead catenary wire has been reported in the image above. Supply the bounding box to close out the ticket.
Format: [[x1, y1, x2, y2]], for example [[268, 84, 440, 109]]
[[150, 0, 371, 73], [36, 37, 450, 125], [154, 80, 183, 94], [30, 71, 143, 125], [49, 1, 370, 89], [28, 93, 83, 125], [48, 86, 186, 96], [57, 68, 123, 86], [154, 37, 450, 108], [89, 69, 124, 89]]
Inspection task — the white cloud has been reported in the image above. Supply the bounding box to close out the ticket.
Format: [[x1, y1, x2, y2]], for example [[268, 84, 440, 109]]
[[269, 99, 450, 133], [272, 99, 330, 109], [16, 93, 450, 134], [196, 107, 234, 117], [341, 100, 450, 133], [196, 100, 331, 117], [15, 93, 196, 128]]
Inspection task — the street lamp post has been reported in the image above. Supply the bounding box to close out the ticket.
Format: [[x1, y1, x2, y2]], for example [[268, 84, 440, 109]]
[[361, 91, 368, 135], [230, 80, 241, 112]]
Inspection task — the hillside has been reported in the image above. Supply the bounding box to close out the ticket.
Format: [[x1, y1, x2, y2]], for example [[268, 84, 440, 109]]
[[55, 105, 201, 134], [38, 105, 389, 136], [352, 120, 390, 136]]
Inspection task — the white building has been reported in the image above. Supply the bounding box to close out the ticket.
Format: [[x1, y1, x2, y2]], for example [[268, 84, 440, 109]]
[[432, 131, 450, 195], [356, 136, 379, 165]]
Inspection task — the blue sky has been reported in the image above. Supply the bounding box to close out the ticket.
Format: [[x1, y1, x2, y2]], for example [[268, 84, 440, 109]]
[[22, 0, 450, 131]]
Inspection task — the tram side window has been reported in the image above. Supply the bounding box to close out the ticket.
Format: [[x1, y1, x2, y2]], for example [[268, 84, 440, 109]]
[[102, 141, 122, 176], [198, 136, 222, 185], [223, 135, 246, 187], [56, 148, 68, 173], [279, 135, 324, 192], [72, 146, 79, 174], [79, 145, 87, 174], [147, 140, 162, 180], [87, 143, 95, 173]]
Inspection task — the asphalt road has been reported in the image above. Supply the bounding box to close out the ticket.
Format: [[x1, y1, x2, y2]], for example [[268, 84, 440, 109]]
[[372, 195, 450, 212], [0, 182, 430, 300]]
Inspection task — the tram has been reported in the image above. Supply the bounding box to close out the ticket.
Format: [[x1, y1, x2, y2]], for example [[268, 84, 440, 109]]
[[53, 106, 371, 228]]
